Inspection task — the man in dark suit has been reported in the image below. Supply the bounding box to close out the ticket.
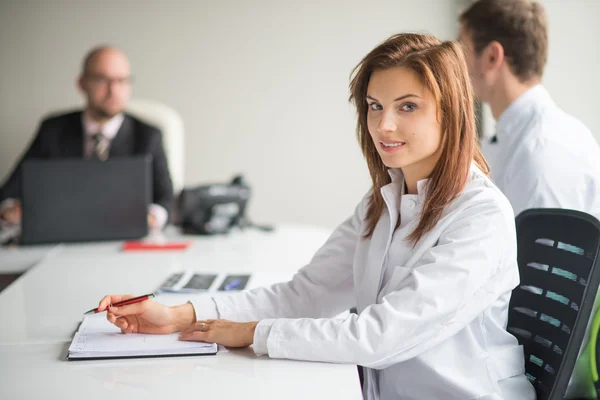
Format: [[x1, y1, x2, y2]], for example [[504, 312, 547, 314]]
[[0, 46, 173, 229]]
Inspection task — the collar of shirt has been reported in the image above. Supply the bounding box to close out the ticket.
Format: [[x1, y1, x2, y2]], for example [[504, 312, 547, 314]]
[[384, 163, 483, 205], [387, 168, 430, 198], [495, 84, 554, 145], [381, 168, 430, 221], [82, 112, 125, 140]]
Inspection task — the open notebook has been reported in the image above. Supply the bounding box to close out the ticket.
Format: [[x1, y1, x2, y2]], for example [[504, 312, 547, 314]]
[[68, 314, 217, 360]]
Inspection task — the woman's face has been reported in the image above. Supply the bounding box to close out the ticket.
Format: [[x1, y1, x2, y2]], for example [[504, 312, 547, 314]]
[[366, 66, 442, 178]]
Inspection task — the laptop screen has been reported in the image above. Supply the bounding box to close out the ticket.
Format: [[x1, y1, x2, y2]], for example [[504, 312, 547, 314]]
[[20, 156, 151, 245]]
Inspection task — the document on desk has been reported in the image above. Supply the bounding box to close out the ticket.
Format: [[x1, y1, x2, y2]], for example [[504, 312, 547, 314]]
[[68, 315, 217, 360]]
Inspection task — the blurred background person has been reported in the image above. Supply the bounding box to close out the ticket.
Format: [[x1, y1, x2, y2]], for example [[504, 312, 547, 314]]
[[0, 46, 174, 230], [459, 0, 600, 219]]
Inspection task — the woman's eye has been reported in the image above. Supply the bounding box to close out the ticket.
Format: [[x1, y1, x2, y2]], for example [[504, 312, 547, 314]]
[[368, 103, 382, 111], [400, 103, 417, 112]]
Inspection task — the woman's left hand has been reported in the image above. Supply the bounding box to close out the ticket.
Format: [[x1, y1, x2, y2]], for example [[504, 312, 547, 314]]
[[178, 319, 259, 348]]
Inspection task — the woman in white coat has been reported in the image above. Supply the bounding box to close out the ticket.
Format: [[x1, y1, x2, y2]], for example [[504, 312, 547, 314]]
[[98, 33, 536, 399]]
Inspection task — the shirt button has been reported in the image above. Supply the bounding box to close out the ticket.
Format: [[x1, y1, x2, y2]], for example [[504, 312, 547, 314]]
[[407, 200, 416, 210]]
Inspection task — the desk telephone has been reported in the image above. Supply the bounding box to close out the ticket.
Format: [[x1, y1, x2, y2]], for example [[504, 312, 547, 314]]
[[178, 175, 272, 235]]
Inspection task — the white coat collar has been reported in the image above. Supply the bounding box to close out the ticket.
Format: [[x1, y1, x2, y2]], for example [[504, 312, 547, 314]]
[[386, 168, 429, 198], [383, 164, 484, 214], [364, 169, 429, 307]]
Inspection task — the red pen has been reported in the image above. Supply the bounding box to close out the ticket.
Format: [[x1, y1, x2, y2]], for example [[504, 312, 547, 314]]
[[84, 293, 155, 315]]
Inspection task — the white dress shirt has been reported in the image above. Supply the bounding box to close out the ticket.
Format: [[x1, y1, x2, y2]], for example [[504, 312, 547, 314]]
[[82, 112, 124, 158], [484, 85, 600, 220], [190, 165, 535, 400]]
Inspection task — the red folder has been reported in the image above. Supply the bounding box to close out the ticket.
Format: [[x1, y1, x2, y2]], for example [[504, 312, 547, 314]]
[[122, 241, 191, 251]]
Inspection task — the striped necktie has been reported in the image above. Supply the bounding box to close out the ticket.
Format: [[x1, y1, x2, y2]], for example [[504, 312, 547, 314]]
[[92, 132, 109, 161]]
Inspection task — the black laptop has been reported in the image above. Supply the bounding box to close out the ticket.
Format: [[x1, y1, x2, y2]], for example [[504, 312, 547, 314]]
[[20, 156, 152, 245]]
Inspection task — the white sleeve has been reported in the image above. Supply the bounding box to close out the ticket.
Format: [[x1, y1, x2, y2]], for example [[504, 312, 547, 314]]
[[148, 203, 168, 229], [252, 319, 275, 355], [207, 195, 367, 323], [254, 201, 519, 369], [188, 297, 220, 321]]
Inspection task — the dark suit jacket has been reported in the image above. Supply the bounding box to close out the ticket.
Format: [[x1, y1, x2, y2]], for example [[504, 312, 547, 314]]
[[0, 110, 174, 218]]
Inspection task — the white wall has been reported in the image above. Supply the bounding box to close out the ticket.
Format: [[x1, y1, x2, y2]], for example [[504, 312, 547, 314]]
[[0, 0, 458, 229], [541, 0, 600, 139]]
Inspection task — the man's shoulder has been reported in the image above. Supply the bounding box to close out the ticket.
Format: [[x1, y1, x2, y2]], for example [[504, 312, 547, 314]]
[[40, 110, 82, 126], [508, 104, 595, 164], [124, 113, 161, 136], [521, 103, 593, 146]]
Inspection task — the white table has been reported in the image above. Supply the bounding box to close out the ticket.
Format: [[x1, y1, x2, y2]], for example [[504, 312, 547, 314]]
[[0, 243, 60, 274], [0, 225, 363, 399]]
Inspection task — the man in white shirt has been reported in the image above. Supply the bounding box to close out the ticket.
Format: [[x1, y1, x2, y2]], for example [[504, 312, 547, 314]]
[[459, 0, 600, 219], [0, 46, 173, 231]]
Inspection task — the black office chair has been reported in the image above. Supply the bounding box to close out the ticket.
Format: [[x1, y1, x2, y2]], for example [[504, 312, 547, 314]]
[[507, 209, 600, 400]]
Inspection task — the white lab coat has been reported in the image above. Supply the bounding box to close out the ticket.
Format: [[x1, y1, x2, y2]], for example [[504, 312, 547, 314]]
[[484, 85, 600, 220], [191, 165, 536, 400]]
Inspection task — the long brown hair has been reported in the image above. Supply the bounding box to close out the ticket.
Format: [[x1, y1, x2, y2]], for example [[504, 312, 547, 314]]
[[349, 33, 489, 243]]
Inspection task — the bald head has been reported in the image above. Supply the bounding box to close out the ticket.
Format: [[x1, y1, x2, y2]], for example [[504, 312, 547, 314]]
[[78, 46, 132, 121], [82, 46, 129, 76]]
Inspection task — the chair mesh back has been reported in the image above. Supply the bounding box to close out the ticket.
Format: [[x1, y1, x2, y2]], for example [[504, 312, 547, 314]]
[[507, 209, 600, 400]]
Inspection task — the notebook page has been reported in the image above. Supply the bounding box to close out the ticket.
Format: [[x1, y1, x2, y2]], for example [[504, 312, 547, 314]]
[[69, 315, 216, 357], [78, 314, 122, 334]]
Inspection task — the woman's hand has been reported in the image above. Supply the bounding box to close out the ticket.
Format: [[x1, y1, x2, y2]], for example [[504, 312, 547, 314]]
[[98, 294, 196, 334], [179, 319, 259, 348]]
